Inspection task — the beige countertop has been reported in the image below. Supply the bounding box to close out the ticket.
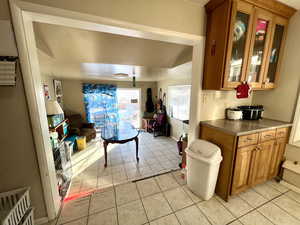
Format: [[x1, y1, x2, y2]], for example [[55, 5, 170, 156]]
[[200, 119, 292, 136]]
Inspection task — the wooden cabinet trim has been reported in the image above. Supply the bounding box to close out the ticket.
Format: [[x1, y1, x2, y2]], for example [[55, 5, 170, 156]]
[[200, 125, 237, 201], [268, 137, 287, 179], [259, 129, 276, 142], [203, 0, 232, 90], [232, 145, 256, 194], [223, 0, 255, 88], [206, 0, 297, 18], [238, 133, 259, 147], [203, 0, 295, 91], [276, 127, 289, 138], [200, 125, 290, 200], [245, 7, 274, 88], [262, 16, 289, 89], [250, 140, 275, 186], [243, 0, 296, 19]]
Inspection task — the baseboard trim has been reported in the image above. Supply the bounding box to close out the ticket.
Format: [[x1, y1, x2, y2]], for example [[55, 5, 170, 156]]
[[35, 217, 49, 225], [280, 180, 300, 194]]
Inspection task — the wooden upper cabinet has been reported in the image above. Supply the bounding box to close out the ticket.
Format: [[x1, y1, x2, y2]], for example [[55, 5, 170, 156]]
[[245, 8, 273, 89], [203, 0, 296, 90], [224, 1, 254, 89], [263, 16, 289, 89]]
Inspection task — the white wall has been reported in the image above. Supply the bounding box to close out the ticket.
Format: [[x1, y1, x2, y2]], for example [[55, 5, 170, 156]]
[[23, 0, 206, 36], [0, 0, 47, 219]]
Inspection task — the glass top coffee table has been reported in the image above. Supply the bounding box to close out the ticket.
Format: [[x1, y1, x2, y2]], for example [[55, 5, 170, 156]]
[[101, 122, 140, 167]]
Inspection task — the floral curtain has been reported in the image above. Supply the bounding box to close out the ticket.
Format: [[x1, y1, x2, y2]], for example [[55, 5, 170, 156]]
[[82, 84, 119, 131]]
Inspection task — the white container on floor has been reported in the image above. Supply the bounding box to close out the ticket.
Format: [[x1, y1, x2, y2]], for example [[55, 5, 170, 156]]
[[186, 140, 222, 200]]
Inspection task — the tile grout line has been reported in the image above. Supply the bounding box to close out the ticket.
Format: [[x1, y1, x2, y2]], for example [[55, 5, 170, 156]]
[[113, 185, 120, 225], [193, 205, 214, 225], [271, 191, 300, 222], [177, 182, 214, 225], [224, 191, 290, 225], [255, 210, 277, 225], [282, 190, 300, 204], [152, 172, 213, 225], [57, 196, 91, 225], [86, 195, 92, 225], [152, 172, 185, 225], [213, 196, 244, 224], [135, 181, 150, 224]]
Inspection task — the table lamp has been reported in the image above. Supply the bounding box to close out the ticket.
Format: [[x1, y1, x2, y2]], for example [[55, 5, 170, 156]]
[[46, 100, 64, 127], [46, 100, 63, 115]]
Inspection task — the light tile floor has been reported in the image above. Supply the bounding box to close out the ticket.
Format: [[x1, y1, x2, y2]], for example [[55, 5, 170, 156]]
[[68, 132, 181, 197], [46, 132, 300, 225], [48, 171, 300, 225]]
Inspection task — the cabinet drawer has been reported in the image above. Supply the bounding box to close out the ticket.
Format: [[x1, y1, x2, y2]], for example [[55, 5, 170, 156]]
[[259, 130, 276, 142], [276, 128, 289, 138], [238, 133, 259, 147]]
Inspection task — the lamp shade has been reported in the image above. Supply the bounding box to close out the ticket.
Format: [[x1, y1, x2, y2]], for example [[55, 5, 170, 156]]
[[46, 100, 63, 115]]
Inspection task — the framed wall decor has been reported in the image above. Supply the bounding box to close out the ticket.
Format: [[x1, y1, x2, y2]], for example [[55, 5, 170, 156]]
[[53, 79, 63, 105], [43, 84, 50, 100]]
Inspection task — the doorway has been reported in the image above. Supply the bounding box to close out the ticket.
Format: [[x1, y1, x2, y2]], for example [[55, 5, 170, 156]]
[[117, 88, 141, 128], [10, 0, 204, 219]]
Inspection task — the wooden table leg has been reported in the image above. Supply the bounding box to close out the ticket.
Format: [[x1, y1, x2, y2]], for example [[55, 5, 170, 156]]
[[104, 140, 109, 167], [134, 137, 139, 162]]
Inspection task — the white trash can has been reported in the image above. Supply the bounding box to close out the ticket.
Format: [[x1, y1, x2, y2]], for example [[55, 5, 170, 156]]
[[186, 139, 223, 200]]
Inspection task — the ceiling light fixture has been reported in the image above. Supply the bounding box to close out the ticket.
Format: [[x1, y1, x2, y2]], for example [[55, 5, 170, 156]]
[[113, 73, 129, 79]]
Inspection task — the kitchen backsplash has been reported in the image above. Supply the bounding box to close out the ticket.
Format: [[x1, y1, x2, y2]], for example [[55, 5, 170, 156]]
[[200, 90, 253, 121]]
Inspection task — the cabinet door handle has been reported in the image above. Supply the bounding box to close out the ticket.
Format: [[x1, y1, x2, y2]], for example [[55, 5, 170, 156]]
[[264, 134, 273, 138]]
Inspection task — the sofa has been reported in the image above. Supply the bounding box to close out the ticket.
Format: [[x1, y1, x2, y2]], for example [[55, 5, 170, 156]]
[[67, 114, 96, 142]]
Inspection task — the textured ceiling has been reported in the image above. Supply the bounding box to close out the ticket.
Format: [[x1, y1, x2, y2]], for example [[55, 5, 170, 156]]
[[34, 22, 192, 68], [34, 22, 193, 81], [278, 0, 300, 9]]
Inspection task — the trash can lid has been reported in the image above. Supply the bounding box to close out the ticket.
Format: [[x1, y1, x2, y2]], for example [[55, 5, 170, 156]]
[[186, 139, 222, 163]]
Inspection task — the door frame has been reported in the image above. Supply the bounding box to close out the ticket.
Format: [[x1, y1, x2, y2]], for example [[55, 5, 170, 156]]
[[9, 0, 205, 221], [117, 88, 142, 129]]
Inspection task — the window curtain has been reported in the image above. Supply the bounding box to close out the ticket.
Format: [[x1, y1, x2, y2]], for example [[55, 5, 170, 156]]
[[82, 84, 119, 131]]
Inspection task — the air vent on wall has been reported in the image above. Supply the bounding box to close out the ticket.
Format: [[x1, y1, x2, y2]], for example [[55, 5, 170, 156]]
[[0, 57, 17, 86]]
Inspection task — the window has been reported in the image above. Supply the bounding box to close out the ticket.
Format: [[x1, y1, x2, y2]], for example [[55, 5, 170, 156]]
[[168, 85, 191, 121], [116, 88, 141, 128]]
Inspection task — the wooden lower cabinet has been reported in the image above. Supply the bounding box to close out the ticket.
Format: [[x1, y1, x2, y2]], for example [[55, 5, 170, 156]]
[[200, 124, 290, 201], [268, 137, 286, 179], [250, 140, 275, 186], [232, 145, 255, 195], [232, 140, 275, 195]]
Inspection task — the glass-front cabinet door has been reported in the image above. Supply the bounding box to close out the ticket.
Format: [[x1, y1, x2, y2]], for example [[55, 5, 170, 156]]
[[246, 8, 273, 89], [224, 1, 254, 89], [263, 16, 288, 89]]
